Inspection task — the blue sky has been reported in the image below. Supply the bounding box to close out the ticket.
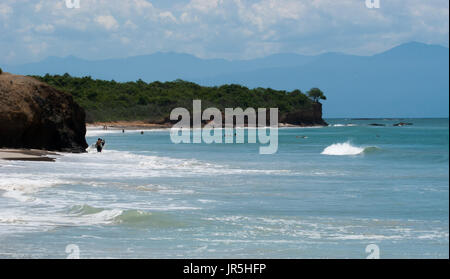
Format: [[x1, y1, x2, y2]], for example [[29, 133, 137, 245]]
[[0, 0, 448, 65]]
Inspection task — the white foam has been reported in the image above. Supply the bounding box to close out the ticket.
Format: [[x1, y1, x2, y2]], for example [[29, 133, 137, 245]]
[[0, 149, 288, 210], [0, 175, 65, 204], [0, 177, 63, 194], [331, 124, 358, 127], [55, 149, 290, 179], [0, 207, 123, 231], [321, 142, 365, 156], [330, 234, 402, 240], [76, 209, 124, 225], [2, 190, 37, 202], [198, 199, 217, 204]]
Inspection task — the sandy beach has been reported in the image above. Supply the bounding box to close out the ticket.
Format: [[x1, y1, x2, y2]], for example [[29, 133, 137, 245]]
[[0, 149, 57, 162], [87, 121, 171, 130], [88, 121, 322, 130]]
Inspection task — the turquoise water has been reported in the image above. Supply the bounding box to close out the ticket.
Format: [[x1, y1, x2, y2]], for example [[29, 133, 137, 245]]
[[0, 118, 448, 258]]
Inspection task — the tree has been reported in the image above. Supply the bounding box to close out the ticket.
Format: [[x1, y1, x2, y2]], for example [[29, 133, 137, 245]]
[[0, 68, 3, 75], [32, 74, 322, 123], [307, 88, 326, 103]]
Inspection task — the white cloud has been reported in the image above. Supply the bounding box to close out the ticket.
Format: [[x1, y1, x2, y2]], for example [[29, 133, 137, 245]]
[[28, 42, 48, 55], [134, 0, 154, 10], [159, 11, 177, 23], [34, 24, 55, 33], [0, 3, 13, 18], [0, 0, 448, 64], [124, 20, 138, 30], [180, 12, 199, 23], [34, 1, 43, 12], [95, 15, 119, 30], [188, 0, 222, 13], [120, 37, 131, 44]]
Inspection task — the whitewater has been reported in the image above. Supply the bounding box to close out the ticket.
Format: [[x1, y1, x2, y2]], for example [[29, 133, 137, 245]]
[[0, 118, 448, 258]]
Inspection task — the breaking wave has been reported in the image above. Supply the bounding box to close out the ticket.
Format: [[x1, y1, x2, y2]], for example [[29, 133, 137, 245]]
[[69, 205, 184, 228], [331, 124, 358, 127], [321, 142, 380, 156]]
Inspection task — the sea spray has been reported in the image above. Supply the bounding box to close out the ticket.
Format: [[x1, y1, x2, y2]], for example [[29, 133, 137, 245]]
[[321, 142, 379, 156], [69, 206, 186, 228]]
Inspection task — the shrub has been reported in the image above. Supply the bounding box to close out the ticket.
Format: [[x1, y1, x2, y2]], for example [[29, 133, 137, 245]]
[[33, 74, 321, 122]]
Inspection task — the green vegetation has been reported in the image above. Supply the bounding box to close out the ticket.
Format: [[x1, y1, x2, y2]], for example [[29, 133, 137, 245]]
[[34, 73, 325, 123], [0, 68, 3, 75], [307, 88, 327, 103]]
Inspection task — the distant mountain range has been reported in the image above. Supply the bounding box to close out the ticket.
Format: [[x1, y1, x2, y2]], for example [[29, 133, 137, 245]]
[[4, 42, 449, 117]]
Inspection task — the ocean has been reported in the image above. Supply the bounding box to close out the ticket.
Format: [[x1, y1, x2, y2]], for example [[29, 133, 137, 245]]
[[0, 118, 448, 258]]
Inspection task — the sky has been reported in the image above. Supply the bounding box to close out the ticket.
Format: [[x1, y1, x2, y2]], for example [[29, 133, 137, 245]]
[[0, 0, 448, 65]]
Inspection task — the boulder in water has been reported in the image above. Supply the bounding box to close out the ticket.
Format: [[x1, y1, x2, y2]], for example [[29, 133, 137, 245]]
[[0, 72, 88, 152], [393, 122, 413, 127]]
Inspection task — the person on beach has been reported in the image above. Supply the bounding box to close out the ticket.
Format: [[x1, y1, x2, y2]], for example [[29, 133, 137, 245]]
[[95, 138, 106, 152]]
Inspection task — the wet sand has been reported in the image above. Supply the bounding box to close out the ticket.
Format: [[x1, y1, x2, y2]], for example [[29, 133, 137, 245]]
[[0, 149, 58, 162]]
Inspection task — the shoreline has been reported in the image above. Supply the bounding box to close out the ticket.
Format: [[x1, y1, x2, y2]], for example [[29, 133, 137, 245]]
[[87, 121, 171, 130], [87, 121, 327, 130], [2, 122, 326, 162], [0, 149, 58, 162]]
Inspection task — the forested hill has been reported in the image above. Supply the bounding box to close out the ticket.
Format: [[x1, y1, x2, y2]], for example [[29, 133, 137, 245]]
[[34, 74, 326, 126]]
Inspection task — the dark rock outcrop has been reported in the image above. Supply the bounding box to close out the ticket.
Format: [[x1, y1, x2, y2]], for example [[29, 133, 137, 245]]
[[0, 73, 88, 152], [280, 103, 328, 126], [393, 122, 413, 127], [160, 102, 327, 127]]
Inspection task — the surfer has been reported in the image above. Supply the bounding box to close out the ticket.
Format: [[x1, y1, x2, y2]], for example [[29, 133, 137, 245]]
[[95, 138, 106, 152]]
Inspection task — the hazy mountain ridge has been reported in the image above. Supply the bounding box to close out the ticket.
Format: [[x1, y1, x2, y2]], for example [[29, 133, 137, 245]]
[[4, 42, 449, 117]]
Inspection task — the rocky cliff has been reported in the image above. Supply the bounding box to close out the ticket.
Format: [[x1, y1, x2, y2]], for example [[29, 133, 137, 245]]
[[163, 102, 327, 127], [0, 72, 88, 152], [280, 103, 327, 126]]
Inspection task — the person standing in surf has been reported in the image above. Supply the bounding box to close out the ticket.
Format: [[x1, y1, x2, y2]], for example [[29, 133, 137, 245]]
[[95, 138, 106, 152]]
